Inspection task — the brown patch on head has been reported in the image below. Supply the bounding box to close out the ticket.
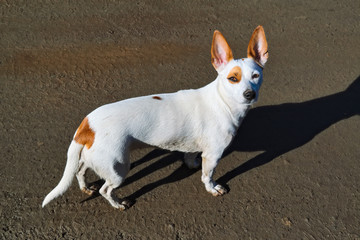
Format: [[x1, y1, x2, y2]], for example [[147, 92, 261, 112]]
[[152, 96, 162, 100], [226, 66, 242, 84], [74, 117, 95, 149]]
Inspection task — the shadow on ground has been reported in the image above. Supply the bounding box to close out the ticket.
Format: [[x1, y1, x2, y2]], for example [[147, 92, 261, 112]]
[[219, 76, 359, 185]]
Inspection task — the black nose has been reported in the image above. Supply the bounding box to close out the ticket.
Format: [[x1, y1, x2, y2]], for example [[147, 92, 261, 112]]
[[243, 89, 256, 100]]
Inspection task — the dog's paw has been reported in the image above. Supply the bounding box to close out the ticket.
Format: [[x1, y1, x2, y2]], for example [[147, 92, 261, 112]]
[[81, 183, 102, 196], [211, 184, 228, 197], [81, 187, 95, 196], [118, 199, 132, 211]]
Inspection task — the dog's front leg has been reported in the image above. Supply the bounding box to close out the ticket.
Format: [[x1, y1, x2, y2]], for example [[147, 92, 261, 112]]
[[201, 155, 227, 196]]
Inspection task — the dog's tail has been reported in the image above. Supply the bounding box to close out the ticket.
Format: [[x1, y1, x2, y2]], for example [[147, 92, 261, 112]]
[[42, 140, 83, 208]]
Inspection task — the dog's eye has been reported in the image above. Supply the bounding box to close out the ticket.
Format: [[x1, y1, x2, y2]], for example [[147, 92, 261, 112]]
[[228, 76, 238, 82], [252, 73, 260, 79]]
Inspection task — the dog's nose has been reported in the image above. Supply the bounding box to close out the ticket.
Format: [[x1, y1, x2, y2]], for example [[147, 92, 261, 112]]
[[243, 89, 256, 101]]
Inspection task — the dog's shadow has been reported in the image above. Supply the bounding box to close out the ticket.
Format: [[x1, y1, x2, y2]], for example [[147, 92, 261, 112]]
[[219, 76, 359, 184], [82, 150, 198, 205], [82, 76, 359, 206]]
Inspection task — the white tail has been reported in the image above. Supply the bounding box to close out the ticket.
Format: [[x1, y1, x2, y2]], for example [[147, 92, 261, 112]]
[[42, 141, 83, 207]]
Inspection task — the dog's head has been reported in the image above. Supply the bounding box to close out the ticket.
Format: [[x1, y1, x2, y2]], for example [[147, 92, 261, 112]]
[[211, 26, 268, 105]]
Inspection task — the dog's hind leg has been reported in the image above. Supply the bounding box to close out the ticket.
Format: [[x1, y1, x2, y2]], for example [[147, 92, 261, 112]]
[[99, 180, 130, 210], [76, 160, 95, 196], [98, 159, 131, 210]]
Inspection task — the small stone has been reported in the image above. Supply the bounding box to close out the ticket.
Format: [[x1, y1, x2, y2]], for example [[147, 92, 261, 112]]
[[168, 223, 175, 231], [281, 217, 292, 227]]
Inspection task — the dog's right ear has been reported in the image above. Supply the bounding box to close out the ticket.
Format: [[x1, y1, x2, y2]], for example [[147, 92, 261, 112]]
[[211, 30, 234, 72], [247, 25, 268, 67]]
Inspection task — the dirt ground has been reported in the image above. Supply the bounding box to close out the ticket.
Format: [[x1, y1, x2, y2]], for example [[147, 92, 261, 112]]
[[1, 1, 359, 239]]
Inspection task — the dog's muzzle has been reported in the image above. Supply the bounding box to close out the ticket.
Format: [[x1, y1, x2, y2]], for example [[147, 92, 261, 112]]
[[243, 89, 256, 101]]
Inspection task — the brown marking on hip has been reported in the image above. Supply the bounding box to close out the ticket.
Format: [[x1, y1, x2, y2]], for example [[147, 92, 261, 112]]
[[74, 117, 95, 149]]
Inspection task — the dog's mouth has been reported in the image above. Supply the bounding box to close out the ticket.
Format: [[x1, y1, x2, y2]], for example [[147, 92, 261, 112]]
[[245, 96, 259, 105], [241, 100, 255, 107]]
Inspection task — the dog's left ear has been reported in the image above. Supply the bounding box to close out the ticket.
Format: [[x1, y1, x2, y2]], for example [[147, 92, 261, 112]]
[[247, 25, 268, 67], [211, 30, 234, 72]]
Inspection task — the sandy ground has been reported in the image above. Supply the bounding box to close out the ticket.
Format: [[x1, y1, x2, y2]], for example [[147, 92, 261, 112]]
[[1, 1, 359, 239]]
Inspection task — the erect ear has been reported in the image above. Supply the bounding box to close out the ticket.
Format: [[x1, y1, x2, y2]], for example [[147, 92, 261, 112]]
[[247, 25, 268, 67], [211, 30, 234, 72]]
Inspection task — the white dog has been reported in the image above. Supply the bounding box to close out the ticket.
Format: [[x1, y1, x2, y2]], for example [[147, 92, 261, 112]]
[[43, 26, 268, 210]]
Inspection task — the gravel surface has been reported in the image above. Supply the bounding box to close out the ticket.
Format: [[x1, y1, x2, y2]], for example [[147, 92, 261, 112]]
[[1, 1, 359, 239]]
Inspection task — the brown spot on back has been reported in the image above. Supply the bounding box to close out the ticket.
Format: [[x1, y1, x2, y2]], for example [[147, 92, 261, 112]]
[[227, 66, 242, 84], [74, 117, 95, 149], [152, 96, 162, 100]]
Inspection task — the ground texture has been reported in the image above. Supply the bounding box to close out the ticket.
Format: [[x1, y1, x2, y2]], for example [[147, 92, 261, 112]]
[[1, 1, 359, 239]]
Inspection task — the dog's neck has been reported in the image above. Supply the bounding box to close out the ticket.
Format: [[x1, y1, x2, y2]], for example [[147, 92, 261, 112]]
[[213, 78, 251, 128]]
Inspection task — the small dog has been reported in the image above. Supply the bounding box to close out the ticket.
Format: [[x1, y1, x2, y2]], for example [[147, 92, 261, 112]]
[[43, 26, 269, 210]]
